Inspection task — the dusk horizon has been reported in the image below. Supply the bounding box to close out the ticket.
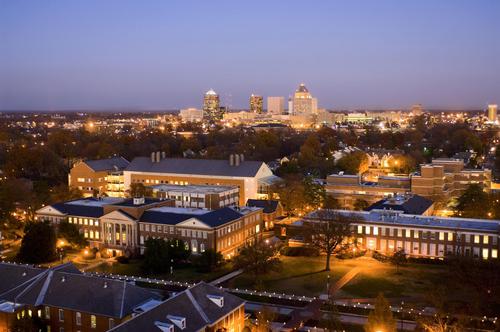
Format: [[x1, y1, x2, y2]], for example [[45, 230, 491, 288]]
[[1, 0, 500, 111]]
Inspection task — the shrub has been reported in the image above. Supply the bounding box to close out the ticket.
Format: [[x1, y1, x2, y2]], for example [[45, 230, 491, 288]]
[[280, 246, 319, 257], [116, 256, 129, 264]]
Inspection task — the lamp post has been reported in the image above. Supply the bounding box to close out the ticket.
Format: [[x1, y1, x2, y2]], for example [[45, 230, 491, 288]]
[[400, 301, 404, 332]]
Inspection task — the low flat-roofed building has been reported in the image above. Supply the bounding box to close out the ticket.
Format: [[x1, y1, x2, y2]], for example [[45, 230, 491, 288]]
[[326, 173, 411, 209], [0, 262, 160, 332], [110, 282, 245, 332], [366, 194, 434, 216], [302, 209, 500, 260], [246, 199, 284, 229], [149, 184, 239, 210]]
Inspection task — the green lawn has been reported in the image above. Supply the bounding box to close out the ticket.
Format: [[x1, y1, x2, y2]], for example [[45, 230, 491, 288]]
[[89, 259, 233, 283], [227, 255, 448, 301]]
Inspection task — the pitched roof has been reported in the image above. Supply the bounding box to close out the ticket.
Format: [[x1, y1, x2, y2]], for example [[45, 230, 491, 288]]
[[0, 262, 160, 318], [366, 194, 434, 215], [48, 197, 123, 218], [126, 157, 265, 178], [109, 282, 244, 332], [247, 199, 280, 214], [83, 157, 130, 172], [140, 207, 243, 228]]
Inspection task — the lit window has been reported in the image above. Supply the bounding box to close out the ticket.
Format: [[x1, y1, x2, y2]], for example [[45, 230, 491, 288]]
[[58, 309, 64, 322], [256, 225, 260, 233], [84, 219, 88, 225], [482, 248, 489, 259], [405, 229, 410, 238], [76, 312, 81, 326], [397, 229, 402, 237], [91, 315, 97, 329], [45, 306, 50, 319], [447, 233, 453, 241], [373, 227, 379, 236], [89, 230, 94, 239], [439, 232, 445, 241], [474, 235, 480, 244], [94, 220, 99, 227], [414, 231, 419, 239], [365, 227, 371, 235], [95, 231, 100, 239], [484, 235, 489, 244], [492, 249, 498, 259]]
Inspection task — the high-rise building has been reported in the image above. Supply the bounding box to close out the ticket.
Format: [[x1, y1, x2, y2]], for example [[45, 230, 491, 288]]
[[250, 94, 263, 114], [267, 96, 284, 114], [203, 89, 221, 121], [289, 83, 318, 115], [488, 104, 498, 123]]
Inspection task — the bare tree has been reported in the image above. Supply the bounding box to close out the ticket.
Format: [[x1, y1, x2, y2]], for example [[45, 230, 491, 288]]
[[305, 209, 354, 271]]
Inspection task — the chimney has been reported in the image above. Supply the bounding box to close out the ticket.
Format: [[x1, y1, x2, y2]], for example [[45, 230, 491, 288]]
[[161, 151, 166, 159], [151, 152, 156, 163], [235, 154, 240, 166], [240, 154, 244, 162], [156, 151, 161, 163], [229, 154, 235, 166]]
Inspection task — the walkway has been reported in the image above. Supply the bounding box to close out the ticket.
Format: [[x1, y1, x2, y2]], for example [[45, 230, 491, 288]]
[[329, 266, 362, 295], [209, 269, 243, 286]]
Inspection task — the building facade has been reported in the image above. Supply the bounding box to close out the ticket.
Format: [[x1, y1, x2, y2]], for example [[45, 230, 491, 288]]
[[68, 157, 130, 197], [267, 96, 284, 115], [302, 209, 500, 260], [249, 94, 263, 114], [124, 154, 276, 206], [179, 108, 204, 122], [488, 104, 498, 123], [150, 184, 239, 210], [203, 89, 222, 121]]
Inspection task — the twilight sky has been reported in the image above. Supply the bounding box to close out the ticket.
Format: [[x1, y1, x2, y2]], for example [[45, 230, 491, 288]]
[[1, 0, 499, 111]]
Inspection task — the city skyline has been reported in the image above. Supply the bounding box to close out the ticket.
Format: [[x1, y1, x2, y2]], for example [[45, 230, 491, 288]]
[[1, 0, 500, 111]]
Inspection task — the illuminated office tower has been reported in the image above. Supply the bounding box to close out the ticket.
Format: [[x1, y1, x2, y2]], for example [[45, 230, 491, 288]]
[[289, 83, 318, 115], [267, 96, 284, 115], [203, 89, 222, 121], [250, 94, 263, 114], [488, 104, 498, 123]]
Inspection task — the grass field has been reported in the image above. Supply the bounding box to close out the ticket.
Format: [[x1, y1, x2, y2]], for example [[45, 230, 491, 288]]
[[227, 255, 447, 301], [89, 259, 233, 283]]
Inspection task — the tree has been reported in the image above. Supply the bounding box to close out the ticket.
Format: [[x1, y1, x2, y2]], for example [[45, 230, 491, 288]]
[[323, 195, 341, 209], [128, 183, 152, 198], [193, 249, 224, 272], [337, 151, 369, 174], [390, 249, 407, 274], [353, 199, 370, 211], [233, 238, 281, 286], [142, 238, 190, 274], [254, 306, 276, 332], [303, 176, 326, 210], [453, 184, 490, 219], [364, 293, 397, 332], [305, 210, 353, 271], [58, 220, 87, 248], [273, 175, 305, 216], [18, 221, 57, 264], [299, 133, 322, 169], [50, 184, 82, 202]]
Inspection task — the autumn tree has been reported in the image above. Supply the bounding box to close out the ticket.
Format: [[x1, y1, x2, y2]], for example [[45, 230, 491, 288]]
[[273, 175, 305, 216], [305, 210, 354, 271], [353, 199, 370, 211], [364, 293, 397, 332], [127, 182, 152, 198], [337, 151, 369, 174], [303, 176, 326, 210]]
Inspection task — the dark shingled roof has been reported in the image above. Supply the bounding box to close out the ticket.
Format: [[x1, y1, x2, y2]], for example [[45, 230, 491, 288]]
[[126, 157, 266, 177], [247, 199, 279, 214], [51, 199, 105, 218], [140, 207, 243, 228], [0, 262, 160, 318], [84, 157, 130, 172], [110, 282, 244, 332], [366, 195, 434, 215]]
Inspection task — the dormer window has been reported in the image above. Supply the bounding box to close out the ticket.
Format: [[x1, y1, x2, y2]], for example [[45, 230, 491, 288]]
[[167, 315, 186, 330], [207, 294, 224, 308], [155, 321, 174, 332]]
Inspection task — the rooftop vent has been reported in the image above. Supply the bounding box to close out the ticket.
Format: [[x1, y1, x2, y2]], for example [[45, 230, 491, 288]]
[[167, 315, 186, 330], [155, 321, 175, 332], [207, 294, 224, 308]]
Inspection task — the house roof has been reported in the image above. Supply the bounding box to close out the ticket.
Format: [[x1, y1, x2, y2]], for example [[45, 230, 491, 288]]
[[140, 207, 244, 228], [109, 282, 244, 332], [247, 199, 280, 214], [83, 157, 130, 172], [49, 197, 123, 218], [126, 157, 266, 178], [0, 262, 160, 318], [366, 194, 433, 215]]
